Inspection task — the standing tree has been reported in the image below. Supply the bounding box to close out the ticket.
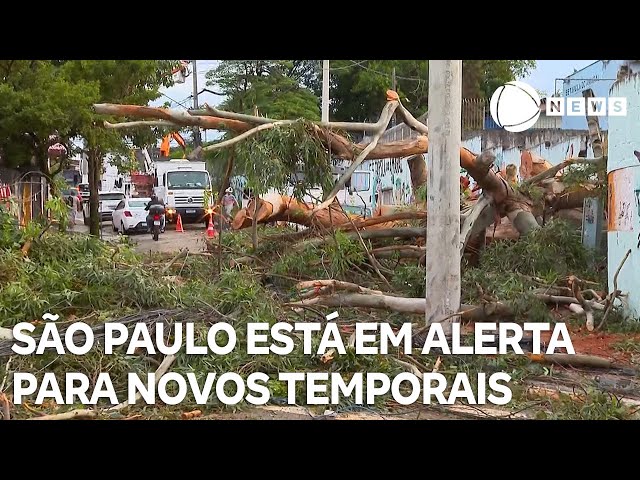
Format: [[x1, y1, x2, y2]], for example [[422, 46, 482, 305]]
[[61, 61, 176, 235], [203, 60, 324, 218], [206, 60, 321, 119], [316, 60, 535, 122], [0, 60, 99, 184]]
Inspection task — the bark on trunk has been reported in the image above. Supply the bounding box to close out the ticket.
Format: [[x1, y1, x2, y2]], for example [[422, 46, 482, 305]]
[[217, 147, 235, 204], [231, 194, 351, 230], [296, 227, 426, 250], [88, 148, 101, 237], [290, 292, 513, 322]]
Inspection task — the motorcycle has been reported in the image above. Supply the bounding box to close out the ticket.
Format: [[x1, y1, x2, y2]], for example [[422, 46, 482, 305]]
[[148, 205, 165, 242]]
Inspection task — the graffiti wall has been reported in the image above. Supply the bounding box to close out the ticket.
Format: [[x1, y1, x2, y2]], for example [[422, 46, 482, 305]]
[[607, 65, 640, 320], [361, 128, 595, 208], [365, 157, 414, 207]]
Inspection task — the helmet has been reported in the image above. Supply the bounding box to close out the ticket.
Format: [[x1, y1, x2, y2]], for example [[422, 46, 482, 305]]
[[225, 187, 233, 194]]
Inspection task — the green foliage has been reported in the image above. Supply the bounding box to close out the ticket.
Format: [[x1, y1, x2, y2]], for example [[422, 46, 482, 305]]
[[392, 264, 426, 298], [612, 337, 640, 354], [414, 184, 427, 203], [0, 205, 22, 250], [477, 219, 600, 281], [517, 183, 545, 203], [45, 196, 71, 232], [323, 60, 535, 122], [560, 163, 607, 198], [272, 232, 364, 280], [108, 150, 143, 175], [0, 60, 100, 172], [322, 231, 365, 278], [234, 120, 333, 199], [542, 389, 639, 420], [0, 236, 167, 325], [601, 311, 640, 333], [463, 60, 536, 99], [206, 61, 320, 119], [206, 60, 535, 125], [62, 60, 176, 151], [272, 247, 321, 278]]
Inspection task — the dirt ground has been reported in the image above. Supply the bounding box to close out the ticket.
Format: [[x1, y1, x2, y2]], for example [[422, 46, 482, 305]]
[[544, 327, 640, 365]]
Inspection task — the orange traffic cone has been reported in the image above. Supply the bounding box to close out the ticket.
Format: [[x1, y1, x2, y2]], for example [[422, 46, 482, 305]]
[[176, 214, 184, 233], [207, 216, 217, 238]]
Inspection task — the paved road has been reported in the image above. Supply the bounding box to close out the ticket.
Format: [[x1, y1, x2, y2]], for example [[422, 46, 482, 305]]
[[70, 214, 211, 254]]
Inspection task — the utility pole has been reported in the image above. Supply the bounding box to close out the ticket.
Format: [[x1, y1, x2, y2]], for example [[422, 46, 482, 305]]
[[192, 60, 201, 148], [424, 60, 462, 333], [391, 67, 397, 127], [322, 60, 330, 122]]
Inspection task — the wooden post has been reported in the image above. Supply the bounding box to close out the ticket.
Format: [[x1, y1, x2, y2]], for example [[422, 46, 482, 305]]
[[425, 60, 462, 332]]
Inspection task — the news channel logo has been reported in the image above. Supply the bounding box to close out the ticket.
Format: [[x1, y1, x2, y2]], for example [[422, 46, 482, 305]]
[[489, 81, 627, 133]]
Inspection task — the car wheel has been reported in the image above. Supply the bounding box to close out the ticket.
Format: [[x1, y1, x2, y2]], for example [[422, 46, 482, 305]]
[[112, 221, 118, 232], [120, 222, 126, 235], [83, 211, 89, 226]]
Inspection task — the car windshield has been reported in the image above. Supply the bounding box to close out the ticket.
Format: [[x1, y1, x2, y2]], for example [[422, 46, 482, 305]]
[[128, 201, 148, 208], [167, 171, 209, 190], [78, 184, 90, 193], [100, 193, 125, 201]]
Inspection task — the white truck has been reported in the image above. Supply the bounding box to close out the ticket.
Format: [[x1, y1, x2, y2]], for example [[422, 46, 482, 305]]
[[152, 159, 214, 224]]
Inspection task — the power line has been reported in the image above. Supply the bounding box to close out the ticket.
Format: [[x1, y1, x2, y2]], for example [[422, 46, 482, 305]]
[[328, 60, 369, 71], [158, 92, 191, 109], [355, 62, 424, 82], [327, 60, 425, 82]]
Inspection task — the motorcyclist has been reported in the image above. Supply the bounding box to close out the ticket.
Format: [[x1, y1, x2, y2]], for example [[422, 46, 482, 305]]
[[145, 194, 166, 233]]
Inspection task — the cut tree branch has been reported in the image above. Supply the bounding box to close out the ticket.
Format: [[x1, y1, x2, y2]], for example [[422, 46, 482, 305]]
[[108, 354, 176, 412], [460, 193, 494, 256], [104, 120, 179, 130], [28, 408, 97, 420], [202, 121, 291, 152], [523, 156, 606, 186], [296, 227, 426, 250], [202, 103, 392, 133], [93, 104, 253, 132], [394, 99, 429, 135], [314, 96, 399, 212]]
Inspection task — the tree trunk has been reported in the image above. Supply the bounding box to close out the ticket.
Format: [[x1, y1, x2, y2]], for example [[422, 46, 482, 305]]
[[297, 227, 426, 250], [88, 148, 101, 236], [217, 147, 235, 204]]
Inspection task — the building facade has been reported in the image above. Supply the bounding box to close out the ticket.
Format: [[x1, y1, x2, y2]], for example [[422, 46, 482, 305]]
[[607, 60, 640, 320], [560, 60, 625, 131]]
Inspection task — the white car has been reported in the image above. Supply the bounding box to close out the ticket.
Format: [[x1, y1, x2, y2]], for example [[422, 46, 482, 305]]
[[82, 191, 126, 224], [111, 197, 152, 234], [98, 191, 126, 221]]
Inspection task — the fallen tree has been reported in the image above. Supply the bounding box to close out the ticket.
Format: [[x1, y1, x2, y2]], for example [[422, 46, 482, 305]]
[[94, 91, 542, 237], [94, 89, 607, 250], [290, 279, 607, 321]]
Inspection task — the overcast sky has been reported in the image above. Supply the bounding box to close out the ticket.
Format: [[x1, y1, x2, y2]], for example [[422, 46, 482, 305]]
[[155, 60, 599, 140]]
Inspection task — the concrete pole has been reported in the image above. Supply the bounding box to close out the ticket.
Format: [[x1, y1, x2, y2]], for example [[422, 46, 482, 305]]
[[322, 60, 330, 122], [424, 60, 463, 333]]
